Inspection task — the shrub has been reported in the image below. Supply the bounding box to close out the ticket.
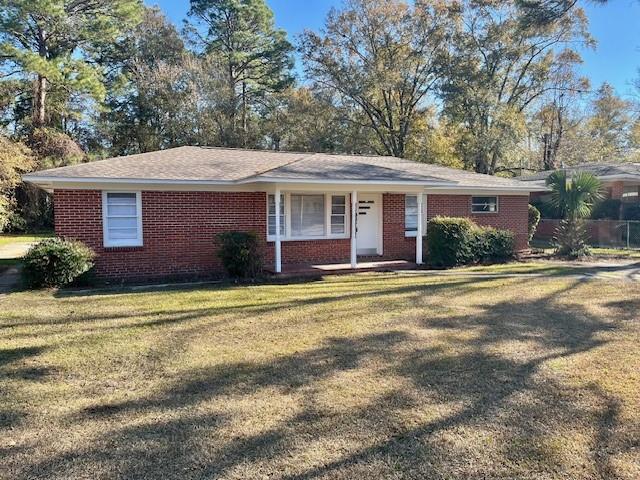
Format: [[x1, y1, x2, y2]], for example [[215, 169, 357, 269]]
[[426, 217, 514, 267], [591, 198, 621, 219], [475, 227, 516, 263], [530, 197, 560, 219], [22, 238, 95, 288], [426, 217, 476, 267], [528, 204, 541, 241], [623, 203, 640, 221], [217, 231, 263, 279]]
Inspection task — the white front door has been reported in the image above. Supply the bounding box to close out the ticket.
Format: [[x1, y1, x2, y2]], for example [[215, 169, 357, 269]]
[[356, 194, 381, 255]]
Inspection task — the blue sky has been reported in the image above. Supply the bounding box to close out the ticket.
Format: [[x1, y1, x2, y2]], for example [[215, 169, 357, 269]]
[[147, 0, 640, 98]]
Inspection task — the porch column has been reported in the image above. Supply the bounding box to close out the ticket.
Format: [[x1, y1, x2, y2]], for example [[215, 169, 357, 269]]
[[351, 190, 357, 268], [416, 193, 424, 265], [275, 187, 282, 273]]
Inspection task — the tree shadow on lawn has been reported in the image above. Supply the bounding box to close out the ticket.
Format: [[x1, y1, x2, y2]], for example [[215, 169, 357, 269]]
[[0, 346, 49, 430], [13, 277, 636, 479], [2, 276, 483, 340]]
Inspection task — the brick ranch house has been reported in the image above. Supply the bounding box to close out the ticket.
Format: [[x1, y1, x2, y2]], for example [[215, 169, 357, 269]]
[[23, 147, 539, 281]]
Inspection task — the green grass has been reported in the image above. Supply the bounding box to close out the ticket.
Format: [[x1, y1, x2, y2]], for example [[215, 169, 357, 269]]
[[0, 233, 52, 248], [453, 261, 578, 275], [1, 273, 639, 479], [590, 247, 640, 258], [531, 240, 640, 259]]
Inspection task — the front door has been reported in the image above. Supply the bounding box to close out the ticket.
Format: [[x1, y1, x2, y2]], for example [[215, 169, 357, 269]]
[[356, 194, 381, 255]]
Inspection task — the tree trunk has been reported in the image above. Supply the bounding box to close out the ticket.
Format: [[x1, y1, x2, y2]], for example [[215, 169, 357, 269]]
[[241, 81, 247, 147], [32, 75, 47, 127]]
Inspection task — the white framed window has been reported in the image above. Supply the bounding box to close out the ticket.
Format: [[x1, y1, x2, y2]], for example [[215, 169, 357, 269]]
[[622, 186, 639, 202], [102, 191, 143, 247], [405, 194, 427, 237], [330, 195, 347, 235], [267, 192, 350, 241], [291, 194, 325, 237], [471, 196, 498, 213], [268, 194, 285, 236]]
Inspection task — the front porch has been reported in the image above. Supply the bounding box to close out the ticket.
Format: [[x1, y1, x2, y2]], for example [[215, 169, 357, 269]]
[[269, 187, 425, 273], [266, 259, 418, 277]]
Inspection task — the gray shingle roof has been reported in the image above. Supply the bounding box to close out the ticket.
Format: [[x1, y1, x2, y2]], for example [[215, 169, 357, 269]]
[[518, 162, 640, 182], [24, 146, 534, 189]]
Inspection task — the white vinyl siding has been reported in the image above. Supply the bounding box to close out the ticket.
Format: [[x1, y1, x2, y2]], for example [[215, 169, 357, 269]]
[[102, 192, 142, 247], [471, 196, 498, 213]]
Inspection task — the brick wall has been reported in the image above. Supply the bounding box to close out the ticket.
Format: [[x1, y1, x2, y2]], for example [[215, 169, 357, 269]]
[[382, 193, 415, 260], [427, 194, 530, 251], [54, 189, 530, 280], [54, 190, 268, 281]]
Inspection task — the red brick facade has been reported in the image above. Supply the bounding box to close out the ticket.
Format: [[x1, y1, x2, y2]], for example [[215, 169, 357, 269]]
[[427, 194, 530, 250], [54, 189, 530, 280], [54, 190, 267, 281]]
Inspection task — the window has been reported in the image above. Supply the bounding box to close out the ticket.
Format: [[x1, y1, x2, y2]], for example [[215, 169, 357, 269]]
[[405, 195, 419, 233], [471, 196, 498, 213], [291, 194, 325, 237], [622, 186, 639, 202], [268, 194, 285, 236], [405, 194, 427, 236], [267, 193, 350, 240], [102, 192, 142, 247], [330, 195, 346, 234]]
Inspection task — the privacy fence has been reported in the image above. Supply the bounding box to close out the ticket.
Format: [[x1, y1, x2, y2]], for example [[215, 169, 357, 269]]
[[534, 219, 640, 249]]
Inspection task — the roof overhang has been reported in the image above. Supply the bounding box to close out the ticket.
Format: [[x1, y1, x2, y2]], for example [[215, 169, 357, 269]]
[[22, 174, 542, 195]]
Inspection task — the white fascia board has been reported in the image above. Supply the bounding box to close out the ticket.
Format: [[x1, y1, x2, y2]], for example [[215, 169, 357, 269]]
[[22, 175, 235, 186], [595, 175, 640, 182], [22, 176, 266, 193], [425, 186, 542, 195]]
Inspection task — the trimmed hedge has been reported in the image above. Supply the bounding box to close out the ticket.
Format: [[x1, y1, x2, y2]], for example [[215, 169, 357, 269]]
[[426, 216, 515, 267], [22, 238, 95, 288], [591, 198, 621, 220], [217, 231, 263, 279]]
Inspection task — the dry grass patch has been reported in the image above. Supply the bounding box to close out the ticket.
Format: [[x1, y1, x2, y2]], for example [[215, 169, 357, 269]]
[[1, 273, 639, 479]]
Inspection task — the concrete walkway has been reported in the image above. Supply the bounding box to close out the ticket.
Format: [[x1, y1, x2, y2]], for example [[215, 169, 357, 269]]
[[0, 265, 21, 293]]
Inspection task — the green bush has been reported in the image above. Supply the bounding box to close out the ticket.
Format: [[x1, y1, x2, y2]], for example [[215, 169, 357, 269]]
[[475, 227, 516, 263], [528, 204, 541, 241], [426, 217, 476, 267], [623, 204, 640, 221], [217, 231, 263, 279], [22, 238, 95, 288], [591, 198, 621, 219], [426, 217, 514, 267], [530, 197, 560, 219]]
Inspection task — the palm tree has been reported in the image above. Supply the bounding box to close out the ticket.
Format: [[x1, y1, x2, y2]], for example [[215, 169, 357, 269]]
[[546, 170, 603, 258]]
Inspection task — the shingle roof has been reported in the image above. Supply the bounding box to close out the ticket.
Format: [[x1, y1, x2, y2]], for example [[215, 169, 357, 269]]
[[518, 162, 640, 182], [24, 146, 534, 189]]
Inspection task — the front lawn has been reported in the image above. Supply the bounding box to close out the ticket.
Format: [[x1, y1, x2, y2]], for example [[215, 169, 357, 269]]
[[1, 273, 638, 479], [0, 233, 52, 248]]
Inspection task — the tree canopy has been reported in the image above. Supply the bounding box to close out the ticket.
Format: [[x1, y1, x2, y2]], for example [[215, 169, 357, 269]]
[[0, 0, 639, 231]]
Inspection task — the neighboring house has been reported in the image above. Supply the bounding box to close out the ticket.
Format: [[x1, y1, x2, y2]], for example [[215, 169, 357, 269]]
[[519, 163, 640, 211], [23, 147, 537, 281]]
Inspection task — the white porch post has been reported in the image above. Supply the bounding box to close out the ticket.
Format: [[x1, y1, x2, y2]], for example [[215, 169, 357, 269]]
[[350, 190, 357, 268], [275, 187, 282, 273], [416, 193, 424, 265]]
